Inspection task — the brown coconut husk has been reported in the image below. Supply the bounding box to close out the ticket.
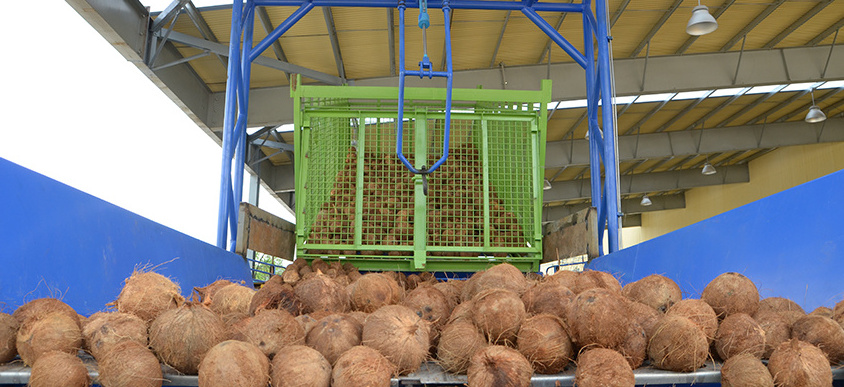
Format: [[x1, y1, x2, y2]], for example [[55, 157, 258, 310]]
[[447, 300, 474, 324], [627, 300, 663, 341], [225, 313, 251, 341], [403, 285, 452, 331], [781, 310, 807, 328], [753, 311, 791, 359], [521, 281, 575, 322], [306, 314, 362, 365], [616, 322, 647, 369], [460, 271, 485, 302], [666, 299, 718, 344], [768, 339, 832, 387], [294, 273, 350, 314], [809, 306, 833, 318], [621, 274, 681, 313], [546, 270, 578, 291], [720, 352, 773, 387], [347, 311, 368, 326], [192, 279, 233, 305], [516, 314, 573, 374], [0, 313, 18, 364], [294, 314, 318, 337], [648, 315, 709, 372], [281, 268, 300, 284], [715, 313, 766, 360], [82, 312, 147, 360], [467, 345, 533, 387], [436, 321, 487, 374], [433, 281, 462, 310], [98, 339, 163, 387], [198, 340, 269, 387], [115, 271, 185, 322], [16, 312, 82, 366], [574, 270, 622, 294], [244, 309, 305, 358], [272, 345, 331, 387], [575, 348, 635, 387], [834, 299, 844, 322], [148, 302, 227, 374], [701, 272, 759, 318], [13, 298, 80, 328], [470, 263, 528, 297], [346, 270, 362, 283], [350, 273, 403, 312], [566, 288, 630, 349], [29, 350, 90, 387], [249, 282, 302, 316], [311, 258, 330, 274], [758, 297, 805, 315], [472, 288, 526, 346], [331, 345, 396, 387], [406, 274, 422, 290], [361, 305, 430, 374], [208, 284, 255, 316], [791, 315, 844, 363]]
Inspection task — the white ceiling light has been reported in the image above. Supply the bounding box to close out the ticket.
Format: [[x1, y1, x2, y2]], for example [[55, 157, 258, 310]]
[[686, 2, 718, 36], [544, 179, 552, 191], [640, 195, 652, 206], [805, 89, 827, 123], [702, 161, 717, 175]]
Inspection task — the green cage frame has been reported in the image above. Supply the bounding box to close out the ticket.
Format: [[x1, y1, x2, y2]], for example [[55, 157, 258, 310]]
[[292, 76, 551, 272]]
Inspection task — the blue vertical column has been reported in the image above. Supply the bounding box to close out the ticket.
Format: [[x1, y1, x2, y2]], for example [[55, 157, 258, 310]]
[[230, 1, 256, 251], [217, 0, 245, 249], [582, 1, 606, 255]]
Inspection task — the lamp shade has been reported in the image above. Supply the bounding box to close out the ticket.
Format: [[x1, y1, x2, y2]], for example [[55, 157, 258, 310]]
[[544, 179, 552, 191], [686, 5, 718, 36], [702, 162, 717, 175], [640, 195, 652, 206], [805, 105, 827, 123]]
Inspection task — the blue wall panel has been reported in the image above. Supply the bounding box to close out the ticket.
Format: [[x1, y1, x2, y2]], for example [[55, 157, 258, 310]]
[[0, 158, 252, 316], [589, 169, 844, 312]]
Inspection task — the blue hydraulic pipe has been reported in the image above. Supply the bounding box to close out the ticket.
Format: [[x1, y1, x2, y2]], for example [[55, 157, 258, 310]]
[[254, 0, 583, 12], [230, 2, 256, 251], [216, 0, 244, 249], [595, 0, 621, 253], [249, 2, 314, 62], [521, 7, 587, 69]]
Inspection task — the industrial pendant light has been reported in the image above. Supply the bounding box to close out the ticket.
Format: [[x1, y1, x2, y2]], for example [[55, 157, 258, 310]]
[[686, 1, 718, 36], [702, 161, 716, 175], [640, 195, 652, 206], [805, 89, 827, 123], [544, 178, 552, 191]]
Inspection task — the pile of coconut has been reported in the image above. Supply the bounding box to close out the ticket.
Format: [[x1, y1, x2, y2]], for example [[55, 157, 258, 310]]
[[1, 261, 843, 387]]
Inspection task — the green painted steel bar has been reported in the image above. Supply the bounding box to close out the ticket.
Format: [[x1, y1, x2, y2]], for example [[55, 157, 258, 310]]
[[481, 119, 491, 248], [354, 115, 365, 247], [302, 111, 537, 122], [413, 112, 428, 270], [295, 84, 549, 104]]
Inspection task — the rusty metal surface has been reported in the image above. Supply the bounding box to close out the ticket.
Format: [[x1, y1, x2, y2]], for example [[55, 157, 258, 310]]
[[542, 207, 598, 262]]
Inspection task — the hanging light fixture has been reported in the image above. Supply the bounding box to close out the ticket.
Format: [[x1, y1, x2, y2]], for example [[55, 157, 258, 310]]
[[544, 178, 552, 191], [702, 161, 717, 175], [640, 195, 652, 206], [686, 1, 718, 36], [805, 89, 827, 123]]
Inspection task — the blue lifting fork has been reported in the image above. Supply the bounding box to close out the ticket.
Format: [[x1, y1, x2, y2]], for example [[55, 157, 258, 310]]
[[396, 0, 453, 192]]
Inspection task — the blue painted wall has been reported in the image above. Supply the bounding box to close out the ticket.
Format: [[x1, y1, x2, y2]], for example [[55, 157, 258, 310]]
[[589, 169, 844, 312], [0, 158, 252, 316]]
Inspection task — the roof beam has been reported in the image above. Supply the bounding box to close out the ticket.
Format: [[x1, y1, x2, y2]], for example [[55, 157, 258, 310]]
[[622, 99, 670, 136], [681, 88, 750, 131], [714, 86, 786, 127], [629, 0, 683, 58], [151, 0, 189, 32], [322, 7, 346, 81], [536, 11, 567, 64], [763, 0, 834, 49], [775, 87, 843, 123], [655, 92, 713, 132], [491, 10, 510, 68], [544, 193, 685, 221], [808, 19, 844, 46], [744, 90, 812, 125], [721, 0, 786, 52], [610, 0, 631, 27], [257, 6, 292, 82], [388, 9, 396, 76], [676, 0, 735, 55]]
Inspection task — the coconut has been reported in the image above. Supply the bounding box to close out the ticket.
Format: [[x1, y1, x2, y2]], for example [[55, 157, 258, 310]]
[[282, 268, 300, 284], [791, 315, 844, 363], [402, 285, 452, 332], [347, 311, 368, 326], [516, 314, 572, 374], [719, 352, 773, 387], [295, 314, 318, 337], [198, 340, 269, 387], [249, 282, 302, 316], [350, 273, 402, 312], [834, 299, 844, 322], [306, 314, 362, 365], [295, 273, 350, 314], [768, 339, 832, 387], [574, 270, 622, 294], [758, 297, 805, 315], [666, 299, 718, 344], [226, 314, 251, 341], [701, 272, 759, 318], [447, 300, 474, 324], [208, 284, 254, 316], [115, 271, 185, 322], [753, 311, 791, 359], [82, 312, 147, 359], [433, 282, 461, 310], [311, 258, 330, 273], [622, 274, 681, 313], [460, 271, 485, 302], [347, 270, 362, 283], [331, 345, 396, 387], [547, 270, 578, 291], [299, 266, 313, 277], [648, 315, 709, 372], [567, 288, 630, 349], [467, 345, 533, 387], [244, 309, 305, 358], [436, 321, 487, 374], [362, 305, 429, 374], [627, 300, 663, 341], [521, 281, 575, 322], [98, 339, 163, 387], [13, 298, 80, 328], [809, 306, 833, 318], [193, 279, 233, 305], [272, 345, 331, 387], [148, 302, 226, 374], [28, 350, 89, 387], [781, 310, 807, 328], [16, 312, 82, 366], [470, 263, 528, 297], [406, 274, 422, 290], [0, 313, 17, 363], [472, 288, 526, 346], [575, 348, 635, 387], [617, 322, 647, 369], [715, 313, 766, 360]]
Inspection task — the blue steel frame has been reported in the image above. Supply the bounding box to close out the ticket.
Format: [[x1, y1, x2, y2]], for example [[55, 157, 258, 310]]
[[216, 0, 622, 255]]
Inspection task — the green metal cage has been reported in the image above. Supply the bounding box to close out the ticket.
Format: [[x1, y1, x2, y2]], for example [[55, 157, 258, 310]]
[[292, 77, 551, 272]]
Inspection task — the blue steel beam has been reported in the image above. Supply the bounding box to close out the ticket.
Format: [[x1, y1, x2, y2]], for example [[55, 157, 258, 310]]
[[254, 0, 583, 12]]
